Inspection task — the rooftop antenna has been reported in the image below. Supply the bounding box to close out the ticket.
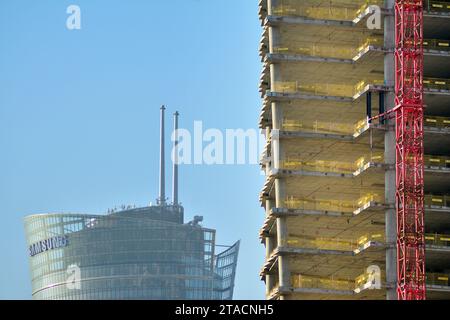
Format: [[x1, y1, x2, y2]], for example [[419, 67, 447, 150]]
[[172, 111, 179, 205], [157, 105, 166, 206]]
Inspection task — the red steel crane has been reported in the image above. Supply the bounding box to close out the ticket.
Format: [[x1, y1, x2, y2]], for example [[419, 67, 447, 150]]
[[394, 0, 426, 300]]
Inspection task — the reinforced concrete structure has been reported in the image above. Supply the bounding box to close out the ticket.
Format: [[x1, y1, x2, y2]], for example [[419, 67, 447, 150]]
[[24, 107, 239, 300], [258, 0, 450, 300]]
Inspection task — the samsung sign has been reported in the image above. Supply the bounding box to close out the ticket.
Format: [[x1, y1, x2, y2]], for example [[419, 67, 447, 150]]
[[29, 235, 69, 257]]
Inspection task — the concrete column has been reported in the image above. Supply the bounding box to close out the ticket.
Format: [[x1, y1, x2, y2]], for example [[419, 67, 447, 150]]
[[265, 200, 276, 296], [272, 97, 290, 299], [274, 134, 289, 298], [264, 128, 277, 296], [268, 0, 281, 116], [267, 0, 290, 299], [272, 132, 290, 299], [384, 0, 397, 300], [265, 238, 276, 296]]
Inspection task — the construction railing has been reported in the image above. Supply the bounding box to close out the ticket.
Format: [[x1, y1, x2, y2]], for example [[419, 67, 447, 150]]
[[271, 38, 448, 60], [271, 78, 449, 97], [292, 274, 356, 291], [273, 37, 383, 60], [293, 267, 383, 293], [272, 79, 384, 97], [285, 193, 384, 213], [425, 194, 450, 207], [424, 155, 450, 168], [427, 273, 450, 286], [282, 118, 368, 135], [424, 77, 450, 91], [272, 81, 354, 97], [286, 232, 450, 251], [286, 233, 385, 252], [425, 116, 450, 129], [425, 234, 450, 247], [285, 193, 449, 212], [425, 0, 450, 12], [271, 0, 385, 21], [290, 272, 450, 293], [281, 158, 355, 173], [280, 153, 384, 175], [424, 38, 450, 51]]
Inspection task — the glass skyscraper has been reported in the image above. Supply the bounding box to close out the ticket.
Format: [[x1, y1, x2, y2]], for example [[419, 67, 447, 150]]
[[24, 205, 239, 300], [24, 106, 240, 300]]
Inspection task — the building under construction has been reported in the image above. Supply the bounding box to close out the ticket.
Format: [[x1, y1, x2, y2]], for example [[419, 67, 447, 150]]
[[259, 0, 450, 299], [24, 107, 240, 300]]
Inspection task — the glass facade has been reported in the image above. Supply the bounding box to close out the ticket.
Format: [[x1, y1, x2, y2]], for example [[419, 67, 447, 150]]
[[214, 242, 240, 300], [24, 205, 239, 300]]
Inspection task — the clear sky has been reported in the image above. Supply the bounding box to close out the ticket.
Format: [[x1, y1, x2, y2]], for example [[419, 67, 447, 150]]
[[0, 0, 265, 299]]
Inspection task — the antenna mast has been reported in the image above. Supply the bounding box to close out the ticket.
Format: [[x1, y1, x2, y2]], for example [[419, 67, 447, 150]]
[[157, 105, 166, 206], [172, 111, 179, 205]]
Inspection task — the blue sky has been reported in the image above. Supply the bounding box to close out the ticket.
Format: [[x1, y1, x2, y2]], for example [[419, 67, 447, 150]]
[[0, 0, 265, 299]]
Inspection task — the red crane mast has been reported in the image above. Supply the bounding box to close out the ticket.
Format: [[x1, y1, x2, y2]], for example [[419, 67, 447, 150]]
[[394, 0, 426, 300]]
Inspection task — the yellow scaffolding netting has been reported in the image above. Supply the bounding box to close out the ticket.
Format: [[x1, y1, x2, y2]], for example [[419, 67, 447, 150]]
[[292, 268, 384, 292], [425, 194, 450, 207], [284, 232, 449, 253], [290, 272, 449, 292], [424, 38, 450, 51], [273, 79, 384, 97], [280, 116, 449, 137], [279, 153, 450, 174], [284, 193, 450, 212], [280, 153, 384, 174], [286, 233, 384, 252], [425, 233, 450, 247], [271, 78, 450, 98], [282, 117, 368, 135], [424, 77, 450, 91], [273, 38, 449, 60], [285, 193, 383, 213], [425, 115, 450, 128], [269, 0, 450, 20], [272, 0, 384, 21], [426, 0, 450, 12], [424, 155, 450, 168], [273, 37, 383, 60], [292, 274, 356, 291], [427, 273, 450, 286]]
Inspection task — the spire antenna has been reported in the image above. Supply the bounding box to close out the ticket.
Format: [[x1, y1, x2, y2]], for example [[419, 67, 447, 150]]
[[172, 111, 180, 205], [157, 105, 166, 206]]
